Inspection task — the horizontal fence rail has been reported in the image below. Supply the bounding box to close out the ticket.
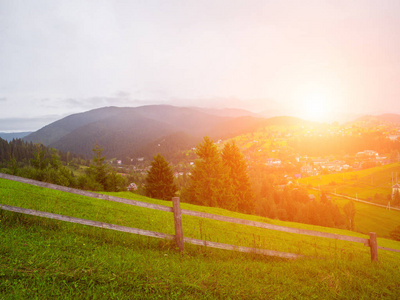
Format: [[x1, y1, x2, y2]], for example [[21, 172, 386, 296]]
[[1, 173, 400, 261], [0, 173, 173, 213], [181, 209, 369, 246], [0, 204, 172, 240]]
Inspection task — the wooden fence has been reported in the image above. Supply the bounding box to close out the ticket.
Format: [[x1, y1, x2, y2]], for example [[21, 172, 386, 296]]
[[1, 173, 400, 262]]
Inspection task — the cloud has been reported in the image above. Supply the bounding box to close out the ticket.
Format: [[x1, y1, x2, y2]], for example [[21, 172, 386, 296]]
[[0, 97, 7, 102]]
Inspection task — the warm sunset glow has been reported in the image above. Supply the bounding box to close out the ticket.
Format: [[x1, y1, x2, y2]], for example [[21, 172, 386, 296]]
[[301, 95, 331, 122], [292, 83, 337, 122]]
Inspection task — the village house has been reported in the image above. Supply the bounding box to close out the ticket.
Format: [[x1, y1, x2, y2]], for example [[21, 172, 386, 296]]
[[300, 164, 318, 176], [392, 183, 400, 197], [127, 183, 138, 191], [266, 158, 282, 167], [388, 135, 400, 141], [356, 150, 378, 158]]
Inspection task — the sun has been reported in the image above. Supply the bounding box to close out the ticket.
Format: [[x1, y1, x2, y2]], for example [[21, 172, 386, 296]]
[[293, 84, 336, 122], [302, 95, 330, 121]]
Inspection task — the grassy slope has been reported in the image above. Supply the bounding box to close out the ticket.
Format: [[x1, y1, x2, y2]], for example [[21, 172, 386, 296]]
[[335, 196, 400, 238], [299, 163, 400, 202], [306, 189, 400, 238], [1, 178, 400, 299]]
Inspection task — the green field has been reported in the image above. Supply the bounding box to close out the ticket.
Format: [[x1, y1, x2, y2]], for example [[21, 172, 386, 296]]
[[300, 163, 400, 203], [334, 196, 400, 238], [1, 177, 400, 299]]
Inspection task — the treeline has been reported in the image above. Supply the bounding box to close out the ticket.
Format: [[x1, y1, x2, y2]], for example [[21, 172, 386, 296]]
[[249, 163, 353, 229], [0, 138, 128, 192], [0, 138, 84, 170], [254, 185, 352, 229]]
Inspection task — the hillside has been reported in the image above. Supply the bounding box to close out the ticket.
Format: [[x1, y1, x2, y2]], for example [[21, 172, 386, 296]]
[[299, 163, 400, 206], [23, 105, 269, 160], [1, 177, 400, 298]]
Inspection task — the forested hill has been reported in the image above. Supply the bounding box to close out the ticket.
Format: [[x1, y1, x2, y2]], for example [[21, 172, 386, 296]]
[[24, 105, 293, 161]]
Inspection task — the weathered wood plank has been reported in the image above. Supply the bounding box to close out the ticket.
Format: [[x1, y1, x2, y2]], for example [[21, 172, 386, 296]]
[[377, 246, 400, 253], [0, 173, 173, 213], [183, 237, 302, 259], [181, 209, 369, 246], [0, 204, 173, 240]]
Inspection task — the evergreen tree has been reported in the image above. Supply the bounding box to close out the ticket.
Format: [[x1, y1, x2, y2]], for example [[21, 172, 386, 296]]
[[221, 141, 254, 213], [30, 143, 48, 170], [145, 154, 177, 200], [185, 137, 234, 210], [343, 200, 356, 230], [390, 225, 400, 241], [88, 143, 109, 190]]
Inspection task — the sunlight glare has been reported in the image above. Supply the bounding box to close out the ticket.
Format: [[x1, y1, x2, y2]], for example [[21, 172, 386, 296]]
[[293, 84, 335, 122]]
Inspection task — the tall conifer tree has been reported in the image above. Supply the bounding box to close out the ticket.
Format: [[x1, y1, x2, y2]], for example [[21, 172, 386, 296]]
[[145, 154, 177, 200], [89, 143, 109, 190], [186, 137, 235, 210], [221, 141, 254, 213]]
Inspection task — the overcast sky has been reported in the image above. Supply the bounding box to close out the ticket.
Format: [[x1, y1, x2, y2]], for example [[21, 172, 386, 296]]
[[1, 0, 400, 131]]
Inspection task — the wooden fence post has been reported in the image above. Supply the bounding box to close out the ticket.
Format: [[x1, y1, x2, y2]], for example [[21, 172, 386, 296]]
[[172, 197, 184, 252], [369, 232, 378, 262]]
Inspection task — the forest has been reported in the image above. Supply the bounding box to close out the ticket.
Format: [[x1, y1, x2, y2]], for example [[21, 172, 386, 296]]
[[0, 138, 127, 192]]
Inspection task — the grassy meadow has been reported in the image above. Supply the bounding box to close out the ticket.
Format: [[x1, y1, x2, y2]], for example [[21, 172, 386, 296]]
[[305, 189, 400, 238], [299, 163, 400, 203], [1, 177, 400, 299]]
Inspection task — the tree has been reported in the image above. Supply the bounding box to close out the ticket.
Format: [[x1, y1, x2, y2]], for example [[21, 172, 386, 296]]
[[145, 154, 177, 200], [185, 137, 235, 210], [390, 225, 400, 241], [320, 191, 328, 204], [221, 141, 254, 213], [30, 143, 48, 171], [88, 143, 109, 190], [343, 200, 356, 230], [107, 168, 127, 192]]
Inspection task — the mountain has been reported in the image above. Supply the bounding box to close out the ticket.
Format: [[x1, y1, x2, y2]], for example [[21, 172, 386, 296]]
[[0, 132, 32, 141], [191, 107, 259, 118], [24, 105, 273, 160]]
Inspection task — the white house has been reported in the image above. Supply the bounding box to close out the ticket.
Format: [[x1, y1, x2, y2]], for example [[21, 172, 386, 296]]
[[392, 183, 400, 196]]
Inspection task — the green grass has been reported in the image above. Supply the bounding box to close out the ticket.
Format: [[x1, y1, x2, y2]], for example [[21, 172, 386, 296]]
[[299, 163, 400, 203], [336, 196, 400, 238], [1, 178, 400, 299], [306, 190, 400, 238]]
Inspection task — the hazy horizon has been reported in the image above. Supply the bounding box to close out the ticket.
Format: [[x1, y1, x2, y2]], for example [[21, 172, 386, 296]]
[[1, 0, 400, 131]]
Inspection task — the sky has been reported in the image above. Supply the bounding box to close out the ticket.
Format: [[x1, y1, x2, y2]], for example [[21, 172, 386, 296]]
[[1, 0, 400, 131]]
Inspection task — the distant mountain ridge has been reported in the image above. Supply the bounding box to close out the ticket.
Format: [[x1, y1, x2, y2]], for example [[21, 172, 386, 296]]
[[23, 105, 310, 160], [350, 114, 400, 126], [0, 132, 32, 141]]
